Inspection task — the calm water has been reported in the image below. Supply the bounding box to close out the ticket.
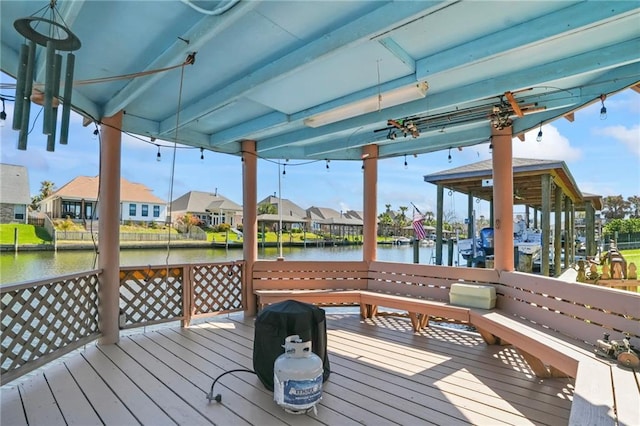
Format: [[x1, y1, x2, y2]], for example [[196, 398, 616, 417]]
[[0, 244, 461, 285]]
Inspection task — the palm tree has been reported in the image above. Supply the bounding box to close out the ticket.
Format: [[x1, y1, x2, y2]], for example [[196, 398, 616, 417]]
[[258, 202, 277, 215], [30, 180, 56, 210]]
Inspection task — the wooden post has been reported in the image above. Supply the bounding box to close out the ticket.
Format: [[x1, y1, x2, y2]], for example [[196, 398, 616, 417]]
[[564, 196, 571, 270], [585, 202, 595, 257], [14, 227, 18, 253], [491, 126, 514, 272], [554, 187, 562, 277], [98, 111, 123, 345], [541, 175, 551, 276], [362, 144, 378, 263], [467, 193, 474, 266], [436, 184, 444, 265], [242, 140, 258, 316]]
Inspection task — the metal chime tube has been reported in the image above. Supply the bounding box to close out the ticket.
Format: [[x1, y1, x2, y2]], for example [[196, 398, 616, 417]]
[[47, 53, 62, 152], [59, 52, 75, 145], [12, 44, 28, 130], [18, 41, 36, 150], [43, 40, 55, 135]]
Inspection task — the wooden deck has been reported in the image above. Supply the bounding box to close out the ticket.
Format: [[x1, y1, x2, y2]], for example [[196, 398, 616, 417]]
[[1, 313, 574, 425]]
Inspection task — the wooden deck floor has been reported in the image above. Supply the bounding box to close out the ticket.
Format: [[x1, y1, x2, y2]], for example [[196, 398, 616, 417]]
[[1, 313, 575, 425]]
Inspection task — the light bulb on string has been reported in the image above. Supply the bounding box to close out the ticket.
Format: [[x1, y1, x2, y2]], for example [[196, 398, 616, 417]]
[[404, 154, 408, 169], [282, 164, 286, 176], [92, 128, 99, 139], [447, 147, 452, 163], [200, 147, 204, 160], [156, 145, 161, 162], [599, 94, 607, 120], [536, 123, 543, 142], [0, 98, 6, 127], [326, 159, 330, 171]]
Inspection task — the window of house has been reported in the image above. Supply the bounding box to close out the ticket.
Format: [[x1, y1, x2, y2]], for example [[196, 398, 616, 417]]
[[141, 205, 149, 217], [153, 205, 160, 218], [129, 203, 136, 216], [14, 205, 26, 220]]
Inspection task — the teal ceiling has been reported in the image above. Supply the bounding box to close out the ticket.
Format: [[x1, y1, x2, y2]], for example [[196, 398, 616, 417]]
[[1, 1, 639, 160]]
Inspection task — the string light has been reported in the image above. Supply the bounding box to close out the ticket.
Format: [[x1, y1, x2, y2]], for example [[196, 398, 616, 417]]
[[326, 159, 330, 171], [599, 94, 607, 120], [200, 147, 204, 160], [92, 127, 99, 139], [282, 164, 286, 176], [447, 147, 452, 163], [0, 97, 6, 126], [404, 154, 408, 169], [156, 145, 161, 161], [536, 123, 543, 142]]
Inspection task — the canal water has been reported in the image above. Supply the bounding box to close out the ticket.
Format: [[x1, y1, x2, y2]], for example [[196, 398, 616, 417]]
[[0, 244, 461, 285]]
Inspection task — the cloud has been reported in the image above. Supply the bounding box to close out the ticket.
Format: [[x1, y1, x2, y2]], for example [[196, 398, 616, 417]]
[[594, 125, 640, 157], [512, 124, 582, 161]]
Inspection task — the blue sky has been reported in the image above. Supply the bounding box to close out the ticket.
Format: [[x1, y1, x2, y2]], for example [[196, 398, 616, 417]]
[[1, 71, 639, 220]]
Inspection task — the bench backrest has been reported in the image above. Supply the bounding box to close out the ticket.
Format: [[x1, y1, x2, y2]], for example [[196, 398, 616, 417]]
[[253, 260, 369, 290], [368, 261, 499, 301], [496, 271, 640, 344]]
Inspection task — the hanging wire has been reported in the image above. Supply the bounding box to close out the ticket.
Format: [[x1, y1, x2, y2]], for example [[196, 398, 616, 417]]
[[164, 60, 189, 266]]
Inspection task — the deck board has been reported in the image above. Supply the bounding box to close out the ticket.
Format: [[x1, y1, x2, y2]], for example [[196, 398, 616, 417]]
[[2, 313, 575, 425], [43, 360, 103, 425]]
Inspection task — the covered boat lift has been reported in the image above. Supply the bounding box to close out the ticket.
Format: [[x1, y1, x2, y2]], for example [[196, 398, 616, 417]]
[[424, 158, 603, 276]]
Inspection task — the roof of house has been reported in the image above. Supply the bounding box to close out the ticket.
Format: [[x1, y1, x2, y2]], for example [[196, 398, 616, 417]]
[[258, 195, 307, 218], [423, 158, 588, 210], [307, 206, 363, 225], [171, 190, 241, 213], [0, 163, 30, 205], [41, 176, 165, 204]]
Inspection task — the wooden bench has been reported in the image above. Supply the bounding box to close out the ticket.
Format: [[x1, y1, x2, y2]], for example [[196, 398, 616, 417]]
[[254, 260, 479, 330], [252, 260, 639, 425], [484, 271, 640, 426]]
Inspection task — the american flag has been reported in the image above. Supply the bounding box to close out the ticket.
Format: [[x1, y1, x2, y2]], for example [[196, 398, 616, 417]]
[[412, 211, 427, 240]]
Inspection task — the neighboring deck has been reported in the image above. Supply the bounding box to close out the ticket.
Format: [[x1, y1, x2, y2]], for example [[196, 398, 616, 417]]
[[1, 313, 574, 425]]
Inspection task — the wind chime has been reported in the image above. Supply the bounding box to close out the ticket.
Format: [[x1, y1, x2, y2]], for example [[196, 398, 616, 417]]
[[12, 0, 81, 151]]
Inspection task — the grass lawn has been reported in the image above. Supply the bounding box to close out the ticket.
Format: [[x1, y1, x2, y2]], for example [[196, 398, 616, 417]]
[[0, 224, 52, 244], [619, 248, 640, 268]]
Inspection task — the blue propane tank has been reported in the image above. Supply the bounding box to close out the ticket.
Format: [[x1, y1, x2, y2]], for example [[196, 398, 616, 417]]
[[273, 335, 323, 414]]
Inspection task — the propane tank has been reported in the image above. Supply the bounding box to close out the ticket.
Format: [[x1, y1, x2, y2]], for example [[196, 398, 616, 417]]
[[273, 335, 323, 414]]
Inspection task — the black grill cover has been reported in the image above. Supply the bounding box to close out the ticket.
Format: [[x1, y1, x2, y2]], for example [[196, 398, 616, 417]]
[[253, 300, 330, 391]]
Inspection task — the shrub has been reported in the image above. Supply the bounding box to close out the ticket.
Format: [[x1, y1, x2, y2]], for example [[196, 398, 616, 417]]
[[214, 223, 232, 232]]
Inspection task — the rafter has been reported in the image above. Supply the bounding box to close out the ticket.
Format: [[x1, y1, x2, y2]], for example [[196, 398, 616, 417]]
[[158, 1, 448, 137]]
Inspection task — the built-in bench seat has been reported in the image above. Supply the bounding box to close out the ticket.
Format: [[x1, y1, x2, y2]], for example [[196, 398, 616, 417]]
[[252, 260, 640, 425]]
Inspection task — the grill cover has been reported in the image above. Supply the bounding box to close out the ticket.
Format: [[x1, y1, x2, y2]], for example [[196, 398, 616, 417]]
[[253, 300, 330, 391]]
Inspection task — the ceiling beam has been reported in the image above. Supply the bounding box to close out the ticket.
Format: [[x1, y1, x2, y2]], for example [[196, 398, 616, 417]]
[[158, 1, 448, 135], [255, 39, 640, 152], [415, 2, 639, 80], [512, 64, 640, 135], [103, 1, 259, 117]]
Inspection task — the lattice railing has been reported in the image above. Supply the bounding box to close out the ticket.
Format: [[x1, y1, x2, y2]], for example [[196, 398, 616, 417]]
[[189, 261, 244, 321], [1, 270, 100, 383], [119, 266, 184, 328]]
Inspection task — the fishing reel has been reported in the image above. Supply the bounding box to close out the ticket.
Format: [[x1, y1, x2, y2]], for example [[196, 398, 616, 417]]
[[594, 332, 640, 369]]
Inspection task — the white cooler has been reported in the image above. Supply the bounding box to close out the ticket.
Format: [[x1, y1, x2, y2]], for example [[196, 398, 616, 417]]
[[449, 283, 496, 309]]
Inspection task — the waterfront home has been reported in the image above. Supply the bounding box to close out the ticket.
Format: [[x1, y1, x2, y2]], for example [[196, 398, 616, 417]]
[[307, 205, 364, 237], [0, 163, 30, 224], [38, 176, 167, 224], [170, 190, 242, 228]]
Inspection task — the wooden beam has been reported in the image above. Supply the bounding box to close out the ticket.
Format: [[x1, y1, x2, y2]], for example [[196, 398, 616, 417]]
[[564, 112, 575, 122], [516, 133, 525, 142], [505, 91, 524, 117], [631, 84, 640, 94]]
